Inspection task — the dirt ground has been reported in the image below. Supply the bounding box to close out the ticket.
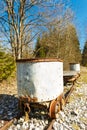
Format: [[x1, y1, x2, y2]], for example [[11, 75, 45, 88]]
[[0, 77, 17, 96]]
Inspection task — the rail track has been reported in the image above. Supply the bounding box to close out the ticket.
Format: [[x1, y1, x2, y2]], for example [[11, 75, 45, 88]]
[[47, 72, 80, 130], [0, 120, 13, 130], [0, 72, 80, 130]]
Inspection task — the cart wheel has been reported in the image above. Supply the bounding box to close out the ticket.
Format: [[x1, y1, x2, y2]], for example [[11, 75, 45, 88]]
[[49, 99, 60, 119]]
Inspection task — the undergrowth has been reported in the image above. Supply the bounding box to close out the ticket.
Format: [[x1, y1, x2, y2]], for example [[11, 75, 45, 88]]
[[0, 46, 15, 81]]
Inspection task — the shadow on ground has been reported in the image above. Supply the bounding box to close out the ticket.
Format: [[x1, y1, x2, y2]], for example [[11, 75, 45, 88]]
[[0, 94, 20, 121]]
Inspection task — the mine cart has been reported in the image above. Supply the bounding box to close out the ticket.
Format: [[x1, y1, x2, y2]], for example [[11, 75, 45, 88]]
[[63, 63, 80, 86], [69, 63, 80, 72], [16, 58, 64, 118]]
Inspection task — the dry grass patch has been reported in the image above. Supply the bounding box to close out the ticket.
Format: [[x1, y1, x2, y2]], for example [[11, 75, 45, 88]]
[[78, 66, 87, 83]]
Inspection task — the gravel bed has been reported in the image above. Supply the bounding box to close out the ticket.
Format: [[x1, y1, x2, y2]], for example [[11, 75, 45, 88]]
[[0, 83, 87, 130]]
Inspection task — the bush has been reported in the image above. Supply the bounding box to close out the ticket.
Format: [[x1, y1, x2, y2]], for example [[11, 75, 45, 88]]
[[0, 46, 15, 81]]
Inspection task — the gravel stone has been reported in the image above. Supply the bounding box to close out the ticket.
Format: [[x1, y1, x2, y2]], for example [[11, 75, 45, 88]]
[[0, 81, 87, 130]]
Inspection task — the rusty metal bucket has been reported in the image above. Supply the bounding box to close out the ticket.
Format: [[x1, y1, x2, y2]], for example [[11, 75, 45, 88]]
[[69, 63, 80, 72], [16, 58, 63, 103]]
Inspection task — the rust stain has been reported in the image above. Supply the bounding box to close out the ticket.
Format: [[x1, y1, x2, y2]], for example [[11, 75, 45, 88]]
[[19, 96, 38, 103], [16, 58, 63, 62]]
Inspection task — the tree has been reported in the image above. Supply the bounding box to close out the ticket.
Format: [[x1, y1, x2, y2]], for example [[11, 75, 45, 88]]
[[0, 45, 15, 81], [35, 22, 82, 70], [63, 24, 81, 59], [35, 33, 50, 58], [62, 24, 82, 69], [0, 0, 70, 59], [82, 41, 87, 66]]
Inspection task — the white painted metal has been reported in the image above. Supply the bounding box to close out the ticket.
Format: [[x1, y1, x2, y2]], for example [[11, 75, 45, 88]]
[[70, 63, 80, 72], [63, 71, 78, 76], [16, 59, 63, 102]]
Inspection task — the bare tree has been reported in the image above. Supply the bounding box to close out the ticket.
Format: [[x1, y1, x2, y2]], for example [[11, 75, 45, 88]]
[[35, 8, 74, 58], [0, 0, 70, 59]]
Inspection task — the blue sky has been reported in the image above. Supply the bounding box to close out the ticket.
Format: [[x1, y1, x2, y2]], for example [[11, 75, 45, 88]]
[[0, 0, 87, 51], [70, 0, 87, 51]]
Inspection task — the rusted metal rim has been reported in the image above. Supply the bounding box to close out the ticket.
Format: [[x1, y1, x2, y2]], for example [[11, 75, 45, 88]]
[[16, 58, 63, 63], [69, 63, 80, 64], [49, 99, 60, 119]]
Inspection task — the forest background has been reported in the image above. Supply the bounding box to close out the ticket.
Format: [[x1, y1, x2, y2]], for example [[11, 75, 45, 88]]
[[0, 0, 87, 81]]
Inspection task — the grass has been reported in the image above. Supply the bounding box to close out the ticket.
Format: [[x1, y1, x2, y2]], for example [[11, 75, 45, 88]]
[[64, 66, 87, 103], [78, 66, 87, 83]]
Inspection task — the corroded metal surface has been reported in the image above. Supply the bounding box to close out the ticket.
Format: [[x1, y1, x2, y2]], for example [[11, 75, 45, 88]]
[[0, 120, 13, 130], [47, 119, 55, 130], [49, 94, 63, 119], [64, 73, 80, 104], [16, 59, 63, 102], [63, 72, 80, 85], [16, 58, 63, 62], [49, 99, 60, 119]]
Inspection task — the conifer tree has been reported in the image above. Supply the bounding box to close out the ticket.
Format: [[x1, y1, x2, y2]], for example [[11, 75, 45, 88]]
[[82, 41, 87, 66], [35, 23, 82, 69]]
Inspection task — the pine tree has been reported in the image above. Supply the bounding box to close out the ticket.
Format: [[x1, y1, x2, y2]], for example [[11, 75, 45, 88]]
[[82, 41, 87, 66]]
